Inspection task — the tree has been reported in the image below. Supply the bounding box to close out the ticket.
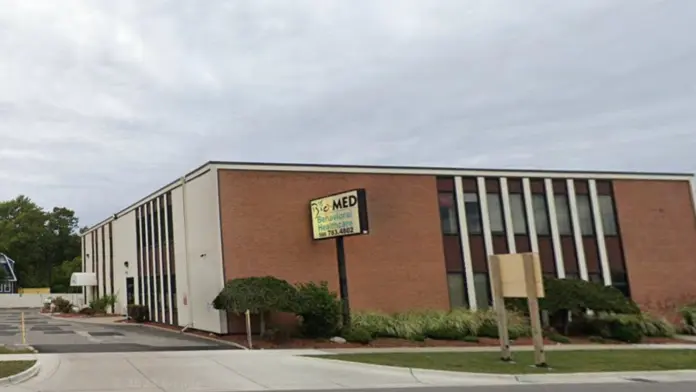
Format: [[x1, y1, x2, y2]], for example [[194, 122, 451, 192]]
[[0, 195, 82, 289], [212, 276, 298, 335], [50, 256, 82, 293]]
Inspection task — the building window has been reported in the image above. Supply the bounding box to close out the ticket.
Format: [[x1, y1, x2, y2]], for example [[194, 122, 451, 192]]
[[576, 194, 594, 235], [532, 194, 550, 235], [446, 273, 468, 308], [554, 195, 572, 235], [509, 194, 527, 234], [473, 273, 491, 310], [438, 193, 458, 235], [487, 194, 505, 235], [611, 271, 630, 298], [464, 193, 482, 234], [598, 195, 618, 235]]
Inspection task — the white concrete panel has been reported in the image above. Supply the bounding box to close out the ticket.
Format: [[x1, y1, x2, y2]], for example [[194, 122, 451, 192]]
[[95, 228, 103, 297], [566, 179, 589, 281], [589, 180, 612, 286], [499, 178, 516, 253], [544, 179, 566, 278], [454, 177, 476, 310], [103, 224, 112, 300], [112, 210, 138, 314], [171, 186, 191, 327], [83, 232, 94, 304], [179, 170, 227, 333]]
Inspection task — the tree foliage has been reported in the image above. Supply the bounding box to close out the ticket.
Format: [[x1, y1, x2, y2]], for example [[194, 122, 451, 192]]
[[0, 195, 82, 289], [212, 276, 298, 314]]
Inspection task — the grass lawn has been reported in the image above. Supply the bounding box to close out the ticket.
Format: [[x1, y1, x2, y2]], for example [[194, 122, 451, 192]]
[[0, 347, 33, 355], [0, 360, 36, 378], [324, 350, 696, 374]]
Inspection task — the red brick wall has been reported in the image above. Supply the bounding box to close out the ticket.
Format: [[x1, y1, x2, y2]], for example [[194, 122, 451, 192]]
[[217, 169, 451, 316], [614, 179, 696, 318]]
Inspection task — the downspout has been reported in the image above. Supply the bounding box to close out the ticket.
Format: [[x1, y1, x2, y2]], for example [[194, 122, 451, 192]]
[[181, 176, 195, 328]]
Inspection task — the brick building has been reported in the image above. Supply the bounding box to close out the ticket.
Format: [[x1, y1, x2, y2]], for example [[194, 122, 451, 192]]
[[80, 161, 696, 333]]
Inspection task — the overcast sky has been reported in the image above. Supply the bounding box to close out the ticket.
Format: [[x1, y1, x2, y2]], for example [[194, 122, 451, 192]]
[[1, 0, 695, 227]]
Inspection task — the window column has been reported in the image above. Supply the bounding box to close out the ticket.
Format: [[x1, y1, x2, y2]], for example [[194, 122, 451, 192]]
[[589, 179, 611, 286], [566, 179, 589, 281], [544, 179, 565, 278]]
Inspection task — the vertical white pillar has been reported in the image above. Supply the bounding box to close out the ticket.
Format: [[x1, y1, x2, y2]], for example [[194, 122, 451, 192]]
[[499, 178, 516, 253], [566, 179, 589, 281], [163, 195, 174, 323], [545, 179, 566, 278], [522, 179, 539, 253], [138, 208, 145, 306], [144, 202, 153, 320], [157, 197, 167, 322], [454, 177, 477, 310], [477, 177, 495, 308], [589, 180, 612, 286]]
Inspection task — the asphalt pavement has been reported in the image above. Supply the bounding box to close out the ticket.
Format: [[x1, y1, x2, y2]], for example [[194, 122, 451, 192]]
[[0, 308, 234, 353]]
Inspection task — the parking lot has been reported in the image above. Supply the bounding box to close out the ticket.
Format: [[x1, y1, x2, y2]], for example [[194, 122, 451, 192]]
[[0, 308, 235, 353]]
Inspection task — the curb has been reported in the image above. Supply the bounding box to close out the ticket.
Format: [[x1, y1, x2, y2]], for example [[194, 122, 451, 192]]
[[0, 360, 41, 386], [120, 322, 250, 351]]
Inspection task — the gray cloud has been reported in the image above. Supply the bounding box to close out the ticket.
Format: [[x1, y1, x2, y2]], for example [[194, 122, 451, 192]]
[[0, 0, 694, 226]]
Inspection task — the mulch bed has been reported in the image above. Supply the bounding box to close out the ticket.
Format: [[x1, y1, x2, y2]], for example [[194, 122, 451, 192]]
[[113, 319, 695, 349]]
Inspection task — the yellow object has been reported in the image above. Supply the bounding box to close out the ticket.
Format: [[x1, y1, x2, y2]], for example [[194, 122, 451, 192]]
[[20, 312, 26, 345], [18, 287, 50, 294]]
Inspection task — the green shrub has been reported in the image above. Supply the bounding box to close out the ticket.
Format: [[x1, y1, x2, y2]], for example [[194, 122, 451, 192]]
[[295, 281, 342, 338], [90, 294, 117, 313], [350, 308, 529, 341], [585, 314, 644, 343], [680, 306, 696, 335], [342, 327, 373, 344], [546, 332, 571, 344], [52, 297, 73, 313], [212, 276, 298, 314], [461, 335, 479, 343], [508, 278, 640, 334], [127, 304, 149, 323], [637, 314, 675, 337]]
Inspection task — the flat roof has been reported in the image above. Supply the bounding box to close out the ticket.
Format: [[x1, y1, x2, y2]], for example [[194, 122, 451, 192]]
[[83, 160, 694, 234]]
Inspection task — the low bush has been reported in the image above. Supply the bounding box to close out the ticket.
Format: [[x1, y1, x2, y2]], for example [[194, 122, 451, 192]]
[[127, 304, 149, 323], [52, 297, 73, 313], [570, 313, 674, 343], [507, 277, 640, 335], [295, 281, 342, 338], [89, 294, 117, 314], [342, 327, 373, 344], [351, 308, 530, 341], [679, 305, 696, 335]]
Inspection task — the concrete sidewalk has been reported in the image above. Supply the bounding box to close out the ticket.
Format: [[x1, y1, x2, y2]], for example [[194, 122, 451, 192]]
[[5, 348, 696, 391]]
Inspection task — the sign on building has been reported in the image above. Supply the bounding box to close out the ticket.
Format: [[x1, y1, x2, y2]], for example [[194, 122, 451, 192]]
[[310, 189, 369, 240]]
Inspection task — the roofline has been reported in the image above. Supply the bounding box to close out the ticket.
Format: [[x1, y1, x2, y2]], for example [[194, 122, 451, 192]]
[[82, 160, 694, 235]]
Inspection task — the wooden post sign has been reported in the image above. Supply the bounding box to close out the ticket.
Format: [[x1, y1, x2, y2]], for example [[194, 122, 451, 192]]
[[487, 252, 547, 367]]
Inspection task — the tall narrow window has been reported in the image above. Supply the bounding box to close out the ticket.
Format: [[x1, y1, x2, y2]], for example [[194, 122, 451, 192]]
[[438, 193, 458, 234], [598, 195, 618, 235], [464, 193, 482, 234], [473, 273, 491, 310], [532, 194, 550, 235], [509, 194, 527, 234], [554, 195, 572, 235], [487, 194, 505, 234], [575, 194, 594, 235], [446, 273, 468, 308]]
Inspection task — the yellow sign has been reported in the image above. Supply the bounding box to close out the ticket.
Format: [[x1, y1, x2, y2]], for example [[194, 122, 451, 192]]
[[310, 189, 369, 240], [489, 253, 545, 298]]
